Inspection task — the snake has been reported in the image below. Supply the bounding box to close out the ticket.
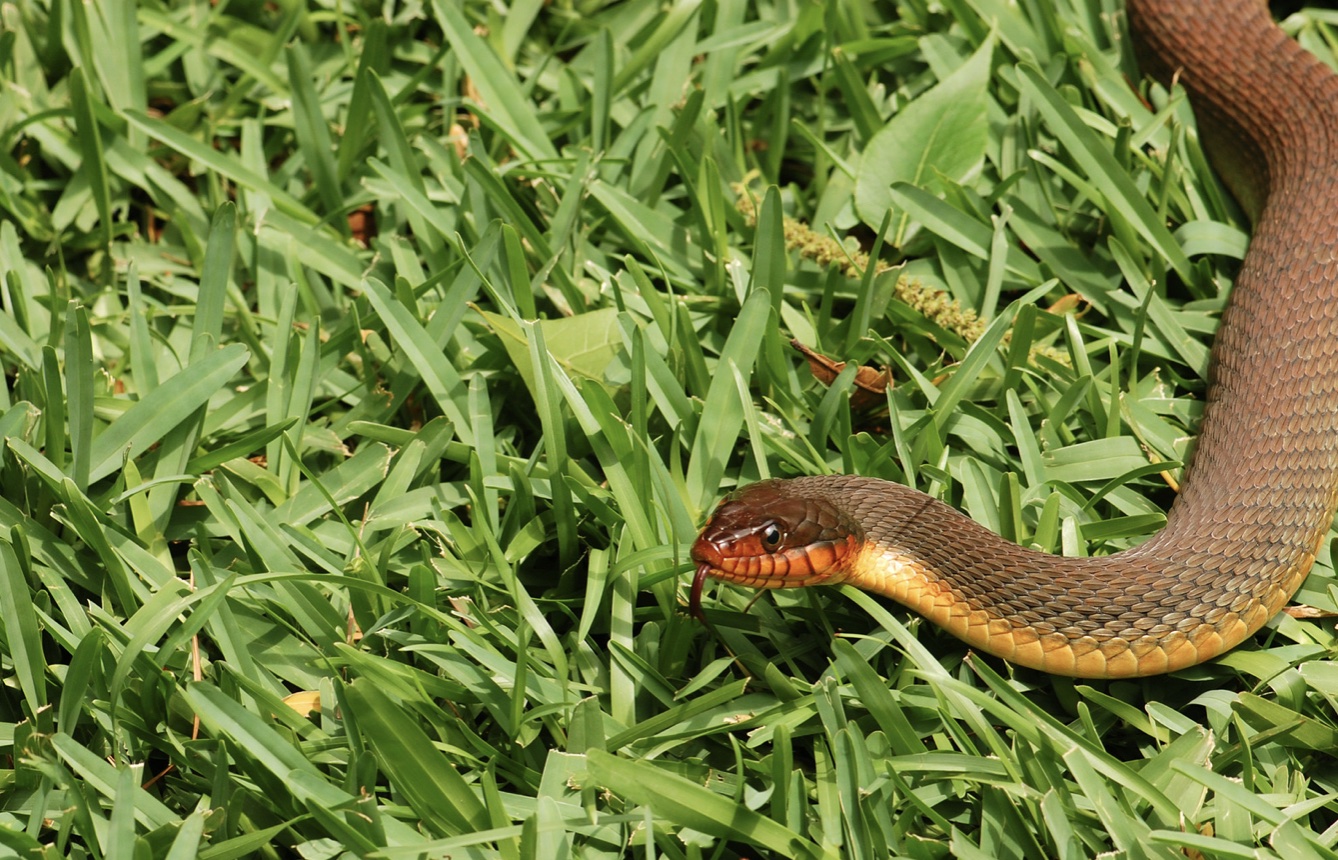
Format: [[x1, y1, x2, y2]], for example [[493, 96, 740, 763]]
[[689, 0, 1338, 678]]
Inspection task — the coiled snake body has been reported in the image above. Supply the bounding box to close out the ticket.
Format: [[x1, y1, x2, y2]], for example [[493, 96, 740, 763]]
[[691, 0, 1338, 678]]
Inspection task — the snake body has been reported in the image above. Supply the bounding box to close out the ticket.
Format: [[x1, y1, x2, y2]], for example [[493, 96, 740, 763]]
[[690, 0, 1338, 678]]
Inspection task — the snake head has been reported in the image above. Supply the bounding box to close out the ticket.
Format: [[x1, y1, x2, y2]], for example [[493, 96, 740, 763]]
[[690, 479, 863, 589]]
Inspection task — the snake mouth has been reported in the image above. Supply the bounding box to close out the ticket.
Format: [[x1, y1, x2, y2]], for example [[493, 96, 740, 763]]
[[693, 558, 837, 590], [691, 531, 796, 587]]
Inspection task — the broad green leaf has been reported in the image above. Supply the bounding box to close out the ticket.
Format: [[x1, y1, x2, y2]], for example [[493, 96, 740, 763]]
[[430, 0, 558, 163], [477, 307, 623, 400], [342, 679, 491, 836], [89, 344, 250, 483], [855, 36, 993, 246], [0, 539, 44, 712], [586, 751, 832, 860]]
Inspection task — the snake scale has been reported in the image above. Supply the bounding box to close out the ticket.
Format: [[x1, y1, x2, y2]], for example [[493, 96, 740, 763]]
[[690, 0, 1338, 677]]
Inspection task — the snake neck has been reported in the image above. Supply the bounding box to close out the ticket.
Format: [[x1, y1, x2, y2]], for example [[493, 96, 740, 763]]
[[819, 50, 1338, 674], [694, 0, 1338, 677], [790, 11, 1338, 669], [1129, 0, 1338, 222], [1130, 0, 1338, 571]]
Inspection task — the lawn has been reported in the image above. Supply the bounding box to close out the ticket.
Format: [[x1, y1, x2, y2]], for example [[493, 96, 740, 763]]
[[2, 0, 1337, 857]]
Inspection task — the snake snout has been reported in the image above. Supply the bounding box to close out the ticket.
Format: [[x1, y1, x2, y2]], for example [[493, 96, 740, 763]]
[[689, 532, 724, 568], [689, 506, 764, 574]]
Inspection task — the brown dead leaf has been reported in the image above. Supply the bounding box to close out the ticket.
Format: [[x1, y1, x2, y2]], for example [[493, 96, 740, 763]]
[[791, 339, 893, 410], [1047, 293, 1086, 315], [450, 595, 478, 628], [283, 691, 322, 718], [464, 75, 483, 106], [1284, 605, 1338, 619], [348, 203, 377, 247], [449, 122, 470, 160]]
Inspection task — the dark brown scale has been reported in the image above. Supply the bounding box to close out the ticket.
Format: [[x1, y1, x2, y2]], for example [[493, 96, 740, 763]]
[[690, 0, 1338, 677]]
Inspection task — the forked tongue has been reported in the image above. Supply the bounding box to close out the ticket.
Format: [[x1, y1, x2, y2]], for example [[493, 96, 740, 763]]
[[690, 563, 711, 623]]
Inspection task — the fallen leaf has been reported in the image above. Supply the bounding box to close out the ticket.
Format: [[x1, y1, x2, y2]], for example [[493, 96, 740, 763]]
[[1047, 293, 1085, 315], [1284, 605, 1338, 619], [283, 691, 322, 717], [791, 339, 892, 410]]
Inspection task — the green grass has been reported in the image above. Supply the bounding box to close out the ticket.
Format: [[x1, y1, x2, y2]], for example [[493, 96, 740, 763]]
[[1, 0, 1338, 857]]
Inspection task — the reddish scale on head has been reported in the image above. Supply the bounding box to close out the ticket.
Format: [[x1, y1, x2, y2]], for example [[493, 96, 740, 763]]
[[690, 480, 863, 619]]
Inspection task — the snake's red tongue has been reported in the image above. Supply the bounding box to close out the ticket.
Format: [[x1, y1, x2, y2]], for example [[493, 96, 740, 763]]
[[690, 563, 711, 623]]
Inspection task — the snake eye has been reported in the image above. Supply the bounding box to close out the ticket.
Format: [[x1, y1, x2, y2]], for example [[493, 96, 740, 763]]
[[761, 524, 783, 550]]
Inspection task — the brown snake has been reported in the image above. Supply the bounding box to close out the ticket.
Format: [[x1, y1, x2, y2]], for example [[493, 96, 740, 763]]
[[690, 0, 1338, 678]]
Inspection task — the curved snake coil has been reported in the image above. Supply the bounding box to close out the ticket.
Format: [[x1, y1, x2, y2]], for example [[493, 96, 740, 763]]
[[690, 0, 1338, 678]]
